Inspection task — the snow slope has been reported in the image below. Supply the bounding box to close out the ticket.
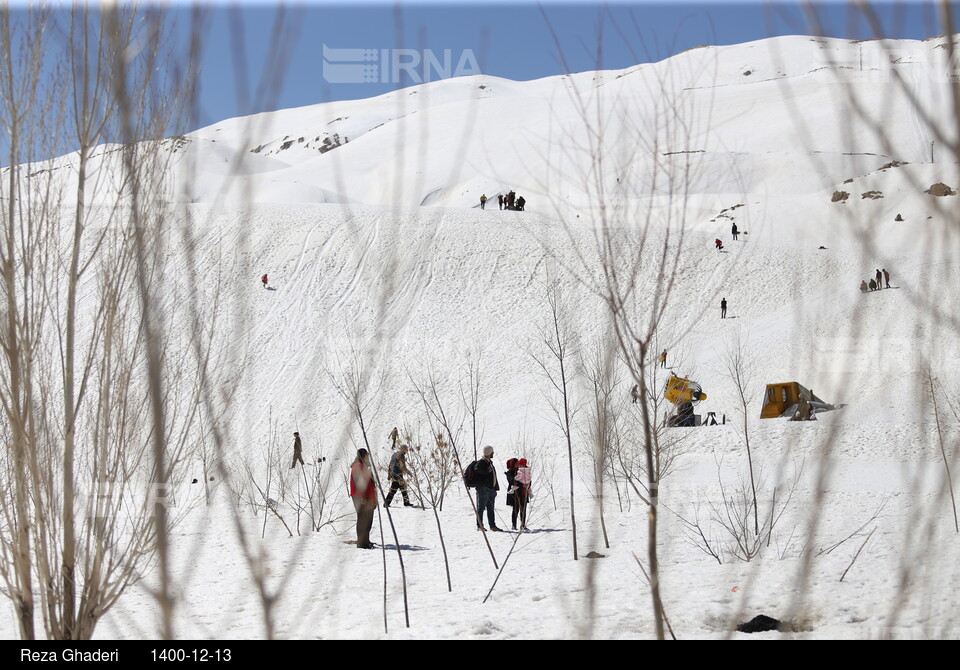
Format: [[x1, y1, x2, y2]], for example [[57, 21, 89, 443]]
[[4, 34, 960, 640]]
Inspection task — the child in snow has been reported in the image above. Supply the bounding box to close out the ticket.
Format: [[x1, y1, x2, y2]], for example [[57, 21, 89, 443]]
[[715, 238, 724, 251]]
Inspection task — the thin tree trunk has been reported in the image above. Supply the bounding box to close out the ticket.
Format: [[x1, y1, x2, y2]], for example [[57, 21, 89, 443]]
[[357, 408, 410, 628], [554, 312, 578, 561], [432, 507, 452, 592], [637, 358, 665, 640], [929, 375, 959, 533]]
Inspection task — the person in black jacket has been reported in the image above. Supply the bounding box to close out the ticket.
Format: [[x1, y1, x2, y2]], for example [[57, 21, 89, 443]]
[[505, 458, 529, 530], [474, 445, 502, 531]]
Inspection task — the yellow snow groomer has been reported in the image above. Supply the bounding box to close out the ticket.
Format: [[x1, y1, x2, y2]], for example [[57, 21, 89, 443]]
[[664, 375, 707, 427]]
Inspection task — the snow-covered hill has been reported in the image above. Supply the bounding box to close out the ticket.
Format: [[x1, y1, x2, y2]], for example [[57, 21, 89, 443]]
[[4, 33, 960, 640]]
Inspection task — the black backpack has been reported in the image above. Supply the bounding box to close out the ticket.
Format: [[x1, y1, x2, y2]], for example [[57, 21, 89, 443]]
[[463, 460, 481, 488]]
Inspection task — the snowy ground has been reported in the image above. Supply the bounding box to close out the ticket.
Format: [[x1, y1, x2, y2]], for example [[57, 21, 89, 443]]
[[3, 33, 960, 640]]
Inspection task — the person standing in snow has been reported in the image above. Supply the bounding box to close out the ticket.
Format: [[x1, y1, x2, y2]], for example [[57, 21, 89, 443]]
[[659, 349, 668, 368], [883, 268, 890, 288], [349, 449, 378, 549], [875, 268, 883, 289], [261, 273, 268, 289], [389, 426, 399, 450], [291, 431, 304, 469], [506, 458, 530, 531], [514, 458, 532, 530], [631, 384, 640, 404], [474, 446, 502, 531], [731, 223, 738, 240], [860, 280, 869, 293], [498, 194, 503, 210], [504, 458, 521, 529], [516, 195, 526, 211], [480, 194, 487, 210], [721, 297, 728, 319], [384, 444, 413, 508]]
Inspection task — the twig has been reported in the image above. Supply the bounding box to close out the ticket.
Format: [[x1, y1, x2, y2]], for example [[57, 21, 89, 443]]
[[840, 527, 876, 582], [483, 529, 523, 604], [631, 553, 677, 639]]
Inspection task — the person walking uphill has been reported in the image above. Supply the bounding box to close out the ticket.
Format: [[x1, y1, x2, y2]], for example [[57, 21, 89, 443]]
[[290, 432, 304, 469], [474, 446, 502, 531], [349, 449, 378, 549], [384, 444, 413, 508]]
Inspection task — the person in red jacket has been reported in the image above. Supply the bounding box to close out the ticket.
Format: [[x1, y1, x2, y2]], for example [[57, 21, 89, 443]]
[[715, 238, 724, 251], [349, 449, 378, 549], [261, 273, 268, 288]]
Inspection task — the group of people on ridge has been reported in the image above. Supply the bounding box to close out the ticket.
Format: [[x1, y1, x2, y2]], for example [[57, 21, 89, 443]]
[[860, 268, 892, 293], [480, 190, 526, 211]]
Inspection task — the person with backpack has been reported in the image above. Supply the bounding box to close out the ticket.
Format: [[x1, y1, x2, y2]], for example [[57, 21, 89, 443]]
[[261, 273, 268, 289], [384, 444, 413, 508], [349, 449, 378, 549], [473, 446, 502, 531]]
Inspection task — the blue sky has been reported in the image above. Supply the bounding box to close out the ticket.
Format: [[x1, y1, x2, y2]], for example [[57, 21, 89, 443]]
[[180, 1, 949, 129]]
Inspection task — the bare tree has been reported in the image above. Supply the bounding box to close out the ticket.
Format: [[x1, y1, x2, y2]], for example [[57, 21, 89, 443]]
[[529, 281, 581, 561], [409, 366, 500, 569], [459, 347, 485, 463], [403, 427, 458, 592], [581, 337, 620, 550], [720, 329, 760, 535], [0, 4, 213, 641], [330, 351, 410, 630]]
